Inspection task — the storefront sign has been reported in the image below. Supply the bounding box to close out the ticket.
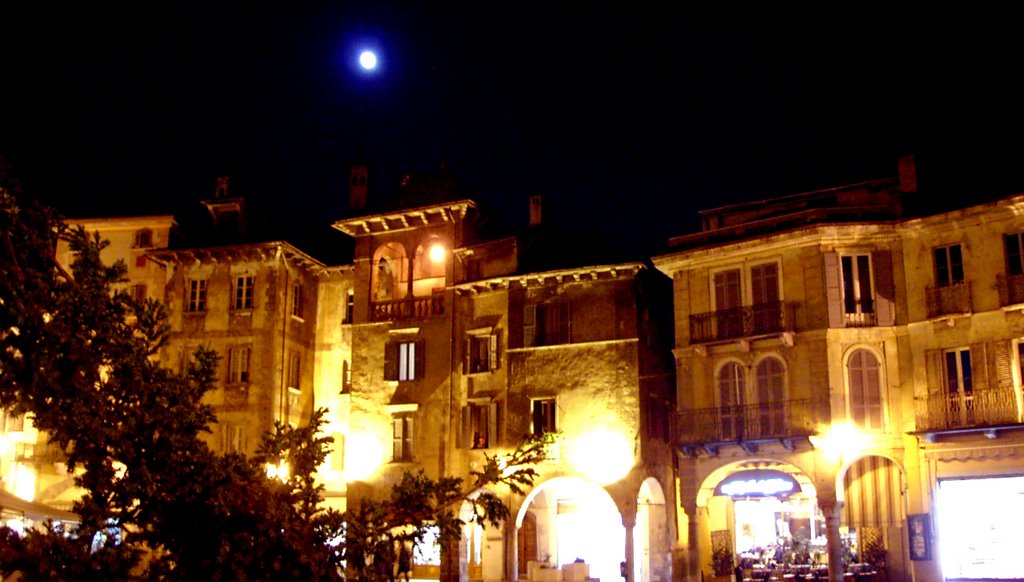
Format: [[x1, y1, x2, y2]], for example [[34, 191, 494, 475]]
[[715, 469, 801, 498]]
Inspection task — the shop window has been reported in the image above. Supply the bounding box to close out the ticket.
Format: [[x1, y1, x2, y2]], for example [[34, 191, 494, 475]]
[[524, 303, 571, 347], [186, 279, 207, 313], [934, 244, 964, 287], [234, 276, 254, 310], [385, 339, 425, 382], [531, 398, 556, 435], [847, 349, 883, 430], [465, 331, 499, 373], [392, 413, 414, 462], [463, 401, 500, 449], [228, 345, 251, 384]]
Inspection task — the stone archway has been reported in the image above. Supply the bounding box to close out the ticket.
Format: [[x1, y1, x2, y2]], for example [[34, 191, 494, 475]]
[[634, 477, 669, 582], [515, 476, 625, 582], [838, 454, 908, 581]]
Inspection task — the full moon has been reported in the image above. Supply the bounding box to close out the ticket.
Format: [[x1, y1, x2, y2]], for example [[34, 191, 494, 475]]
[[359, 50, 378, 70]]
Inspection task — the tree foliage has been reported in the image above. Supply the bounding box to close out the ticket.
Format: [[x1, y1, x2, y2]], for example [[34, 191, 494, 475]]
[[0, 181, 543, 581]]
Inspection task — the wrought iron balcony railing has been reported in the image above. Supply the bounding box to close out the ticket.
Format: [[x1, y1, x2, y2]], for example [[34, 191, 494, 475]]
[[996, 273, 1024, 307], [925, 281, 971, 319], [689, 301, 792, 343], [371, 295, 445, 322], [915, 388, 1020, 432], [676, 398, 822, 446]]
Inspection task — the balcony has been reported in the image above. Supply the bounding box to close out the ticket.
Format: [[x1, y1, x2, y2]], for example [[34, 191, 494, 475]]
[[676, 398, 822, 455], [689, 301, 792, 344], [915, 388, 1020, 433], [925, 281, 971, 319], [371, 295, 445, 322], [996, 273, 1024, 307]]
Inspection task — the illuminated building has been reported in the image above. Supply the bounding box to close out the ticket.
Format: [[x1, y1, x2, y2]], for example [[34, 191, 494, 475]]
[[332, 164, 678, 582], [654, 157, 1024, 582]]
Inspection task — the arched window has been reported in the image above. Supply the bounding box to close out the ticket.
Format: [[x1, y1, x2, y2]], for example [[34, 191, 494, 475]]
[[373, 242, 407, 302], [755, 357, 785, 436], [848, 349, 883, 430], [718, 361, 746, 440], [412, 237, 447, 296]]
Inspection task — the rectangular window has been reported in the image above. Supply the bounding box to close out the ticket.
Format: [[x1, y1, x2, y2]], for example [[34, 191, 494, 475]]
[[464, 401, 500, 449], [186, 279, 207, 313], [524, 303, 571, 347], [224, 424, 245, 454], [392, 414, 414, 462], [466, 332, 499, 373], [135, 255, 148, 268], [1, 410, 25, 433], [531, 398, 557, 436], [345, 289, 355, 323], [228, 346, 251, 384], [385, 340, 425, 382], [934, 244, 964, 287], [133, 229, 153, 249], [131, 284, 147, 303], [287, 350, 301, 391], [291, 283, 304, 318], [1006, 233, 1024, 276], [234, 276, 254, 310], [840, 255, 874, 314], [944, 348, 973, 394]]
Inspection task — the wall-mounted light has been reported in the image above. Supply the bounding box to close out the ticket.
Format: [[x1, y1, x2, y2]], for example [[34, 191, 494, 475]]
[[428, 243, 446, 264]]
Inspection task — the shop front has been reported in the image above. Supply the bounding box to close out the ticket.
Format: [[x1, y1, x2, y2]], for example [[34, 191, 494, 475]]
[[935, 475, 1024, 580]]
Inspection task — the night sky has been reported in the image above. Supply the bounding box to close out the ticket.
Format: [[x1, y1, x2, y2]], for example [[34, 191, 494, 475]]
[[3, 5, 1023, 263]]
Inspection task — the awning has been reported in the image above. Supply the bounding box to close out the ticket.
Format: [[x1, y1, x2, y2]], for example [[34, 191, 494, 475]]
[[0, 490, 78, 522]]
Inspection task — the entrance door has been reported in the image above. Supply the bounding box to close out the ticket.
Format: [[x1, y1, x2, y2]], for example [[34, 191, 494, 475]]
[[517, 513, 537, 577]]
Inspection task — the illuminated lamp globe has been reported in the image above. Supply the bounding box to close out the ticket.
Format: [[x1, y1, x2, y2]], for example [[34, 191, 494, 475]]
[[428, 243, 446, 263], [359, 50, 378, 70]]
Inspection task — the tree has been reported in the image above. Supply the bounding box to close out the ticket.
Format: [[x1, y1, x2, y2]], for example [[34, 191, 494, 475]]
[[0, 180, 544, 580]]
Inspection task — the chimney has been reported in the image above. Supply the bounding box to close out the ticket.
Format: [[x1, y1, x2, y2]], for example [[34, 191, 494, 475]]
[[898, 155, 917, 193], [350, 164, 368, 210], [529, 195, 543, 227], [215, 175, 230, 198], [201, 176, 246, 241]]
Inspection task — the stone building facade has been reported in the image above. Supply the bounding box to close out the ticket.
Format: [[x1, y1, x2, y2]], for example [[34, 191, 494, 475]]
[[654, 157, 1024, 582]]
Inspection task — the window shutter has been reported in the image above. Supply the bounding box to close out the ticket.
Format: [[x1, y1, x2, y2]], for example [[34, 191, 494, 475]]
[[463, 338, 471, 374], [489, 333, 499, 371], [872, 250, 895, 326], [461, 406, 471, 448], [995, 340, 1014, 390], [925, 349, 942, 395], [488, 402, 499, 448], [562, 303, 572, 343], [824, 253, 844, 328], [523, 304, 536, 347], [414, 339, 426, 379], [384, 342, 398, 381], [971, 342, 989, 390]]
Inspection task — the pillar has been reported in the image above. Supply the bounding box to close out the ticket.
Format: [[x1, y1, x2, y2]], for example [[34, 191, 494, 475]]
[[623, 514, 636, 582], [819, 500, 844, 582]]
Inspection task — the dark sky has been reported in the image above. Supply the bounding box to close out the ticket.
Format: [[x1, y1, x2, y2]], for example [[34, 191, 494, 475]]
[[3, 5, 1023, 263]]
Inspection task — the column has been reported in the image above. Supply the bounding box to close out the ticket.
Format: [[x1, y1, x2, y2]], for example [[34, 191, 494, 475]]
[[623, 514, 636, 582], [819, 500, 844, 582]]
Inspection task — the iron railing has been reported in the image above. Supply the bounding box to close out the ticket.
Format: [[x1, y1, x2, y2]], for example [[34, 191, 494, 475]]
[[915, 388, 1020, 432], [925, 281, 971, 319], [371, 295, 445, 322], [676, 398, 823, 445], [689, 301, 792, 343], [996, 273, 1024, 307]]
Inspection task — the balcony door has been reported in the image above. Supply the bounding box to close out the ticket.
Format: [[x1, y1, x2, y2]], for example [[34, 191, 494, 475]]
[[714, 269, 743, 339], [755, 358, 785, 438], [750, 263, 780, 333], [719, 362, 747, 440], [944, 348, 974, 427]]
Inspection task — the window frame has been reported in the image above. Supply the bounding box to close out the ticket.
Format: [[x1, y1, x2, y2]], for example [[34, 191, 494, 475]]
[[934, 244, 965, 288], [530, 397, 557, 436], [840, 254, 875, 315], [186, 279, 208, 313], [291, 282, 304, 319], [524, 302, 571, 347], [133, 228, 153, 249], [234, 275, 254, 310], [228, 345, 252, 384], [392, 413, 415, 462], [385, 339, 425, 382], [464, 400, 500, 449], [708, 260, 784, 310], [944, 347, 973, 395], [465, 330, 500, 374]]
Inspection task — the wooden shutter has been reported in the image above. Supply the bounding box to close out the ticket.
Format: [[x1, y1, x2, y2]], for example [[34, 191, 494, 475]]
[[384, 341, 398, 381], [995, 340, 1014, 390], [414, 339, 426, 379], [970, 342, 989, 390], [925, 349, 942, 395], [463, 338, 471, 374], [489, 333, 500, 371], [523, 304, 536, 347], [824, 253, 844, 328], [488, 402, 498, 448], [872, 250, 895, 326], [461, 406, 472, 448]]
